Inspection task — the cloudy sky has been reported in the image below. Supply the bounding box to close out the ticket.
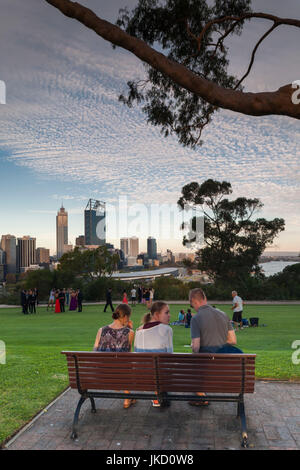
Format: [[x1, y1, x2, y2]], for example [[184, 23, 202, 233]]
[[0, 0, 299, 255]]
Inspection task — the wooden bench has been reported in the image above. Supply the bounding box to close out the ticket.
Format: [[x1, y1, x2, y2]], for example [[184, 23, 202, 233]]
[[62, 351, 256, 448]]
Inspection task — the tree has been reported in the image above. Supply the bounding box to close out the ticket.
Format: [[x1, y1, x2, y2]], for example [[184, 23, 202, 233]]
[[45, 0, 300, 148], [58, 246, 120, 281], [178, 179, 285, 282]]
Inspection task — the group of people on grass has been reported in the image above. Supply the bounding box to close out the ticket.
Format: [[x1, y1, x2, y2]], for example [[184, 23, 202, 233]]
[[93, 287, 243, 409], [21, 288, 38, 314], [104, 286, 155, 312], [172, 308, 193, 328], [47, 288, 83, 313]]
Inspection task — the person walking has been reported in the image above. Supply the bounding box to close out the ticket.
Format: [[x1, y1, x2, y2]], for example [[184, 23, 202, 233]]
[[104, 288, 114, 313], [231, 290, 244, 330]]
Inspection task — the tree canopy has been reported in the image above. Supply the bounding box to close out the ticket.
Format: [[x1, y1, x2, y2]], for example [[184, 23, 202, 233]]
[[45, 0, 300, 147], [178, 179, 285, 282]]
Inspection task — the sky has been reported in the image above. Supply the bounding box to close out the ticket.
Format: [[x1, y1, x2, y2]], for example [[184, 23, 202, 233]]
[[0, 0, 299, 255]]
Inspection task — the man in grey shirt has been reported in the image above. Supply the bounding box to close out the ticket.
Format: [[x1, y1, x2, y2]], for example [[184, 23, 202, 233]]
[[189, 288, 239, 353]]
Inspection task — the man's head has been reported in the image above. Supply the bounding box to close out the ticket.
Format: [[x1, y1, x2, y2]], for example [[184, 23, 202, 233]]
[[232, 290, 237, 298], [189, 288, 207, 311]]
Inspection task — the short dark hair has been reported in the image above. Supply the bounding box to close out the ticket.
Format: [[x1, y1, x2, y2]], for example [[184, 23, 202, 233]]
[[189, 288, 206, 302]]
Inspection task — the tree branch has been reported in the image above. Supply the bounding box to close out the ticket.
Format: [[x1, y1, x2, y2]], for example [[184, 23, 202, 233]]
[[44, 0, 300, 120]]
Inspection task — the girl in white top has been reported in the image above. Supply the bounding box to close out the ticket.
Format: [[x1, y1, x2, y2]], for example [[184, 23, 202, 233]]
[[134, 301, 173, 407], [134, 301, 173, 354]]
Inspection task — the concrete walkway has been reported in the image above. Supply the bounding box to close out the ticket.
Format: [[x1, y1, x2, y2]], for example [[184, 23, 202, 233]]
[[4, 381, 300, 450]]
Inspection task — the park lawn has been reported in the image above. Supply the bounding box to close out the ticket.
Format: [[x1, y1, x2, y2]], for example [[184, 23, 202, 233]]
[[0, 303, 299, 445]]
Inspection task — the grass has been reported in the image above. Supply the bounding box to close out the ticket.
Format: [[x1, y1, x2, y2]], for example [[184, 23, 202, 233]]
[[0, 302, 299, 445]]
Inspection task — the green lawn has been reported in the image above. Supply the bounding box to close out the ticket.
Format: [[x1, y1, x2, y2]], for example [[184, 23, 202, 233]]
[[0, 303, 299, 445]]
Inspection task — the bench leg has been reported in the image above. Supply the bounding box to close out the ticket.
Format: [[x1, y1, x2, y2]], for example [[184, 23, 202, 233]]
[[90, 397, 97, 413], [237, 399, 249, 448], [71, 396, 86, 440]]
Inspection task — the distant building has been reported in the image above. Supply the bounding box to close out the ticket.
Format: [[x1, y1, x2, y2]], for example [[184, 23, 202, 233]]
[[75, 235, 85, 247], [129, 237, 139, 257], [84, 199, 106, 246], [0, 248, 6, 282], [56, 205, 68, 259], [127, 256, 138, 267], [120, 238, 129, 257], [36, 247, 50, 264], [147, 237, 157, 260], [17, 236, 36, 272], [0, 234, 17, 274]]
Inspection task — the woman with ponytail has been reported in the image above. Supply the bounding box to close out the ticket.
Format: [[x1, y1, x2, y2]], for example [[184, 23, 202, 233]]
[[134, 301, 173, 407], [93, 303, 135, 408]]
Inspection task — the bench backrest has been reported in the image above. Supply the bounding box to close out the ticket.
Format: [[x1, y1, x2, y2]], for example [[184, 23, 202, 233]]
[[62, 352, 256, 394]]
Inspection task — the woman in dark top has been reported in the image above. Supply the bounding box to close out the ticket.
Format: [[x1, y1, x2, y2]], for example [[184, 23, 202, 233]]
[[93, 303, 135, 408]]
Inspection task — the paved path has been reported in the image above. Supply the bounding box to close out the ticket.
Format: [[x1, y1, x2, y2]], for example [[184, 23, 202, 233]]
[[4, 381, 300, 450]]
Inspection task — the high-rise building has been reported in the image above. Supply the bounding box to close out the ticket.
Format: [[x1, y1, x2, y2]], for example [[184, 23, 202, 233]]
[[0, 248, 6, 282], [129, 237, 139, 257], [0, 234, 16, 274], [120, 238, 129, 257], [56, 205, 68, 259], [36, 247, 50, 264], [17, 236, 36, 272], [147, 237, 157, 260], [84, 199, 106, 246]]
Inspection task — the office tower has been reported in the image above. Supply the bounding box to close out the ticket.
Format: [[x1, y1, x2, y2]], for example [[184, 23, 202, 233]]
[[0, 248, 6, 282], [75, 235, 85, 247], [1, 234, 17, 274], [84, 199, 106, 246], [147, 237, 157, 260], [120, 238, 129, 257], [17, 236, 36, 272], [56, 205, 68, 259], [36, 247, 50, 264], [129, 237, 139, 257]]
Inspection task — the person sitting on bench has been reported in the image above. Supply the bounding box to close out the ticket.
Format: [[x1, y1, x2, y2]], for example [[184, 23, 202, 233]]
[[134, 301, 173, 407], [93, 303, 135, 409]]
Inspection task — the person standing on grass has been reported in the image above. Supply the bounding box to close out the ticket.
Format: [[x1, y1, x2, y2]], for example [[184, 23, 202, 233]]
[[21, 289, 28, 314], [131, 286, 136, 306], [58, 289, 65, 312], [77, 289, 83, 312], [231, 290, 244, 330]]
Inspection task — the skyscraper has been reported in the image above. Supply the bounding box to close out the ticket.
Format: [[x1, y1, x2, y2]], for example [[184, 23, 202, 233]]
[[85, 199, 106, 246], [0, 234, 16, 274], [120, 238, 129, 257], [17, 236, 36, 272], [147, 237, 157, 260], [129, 237, 139, 257], [56, 205, 68, 259]]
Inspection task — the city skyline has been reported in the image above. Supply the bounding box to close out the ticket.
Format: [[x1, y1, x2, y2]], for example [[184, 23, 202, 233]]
[[0, 0, 299, 254]]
